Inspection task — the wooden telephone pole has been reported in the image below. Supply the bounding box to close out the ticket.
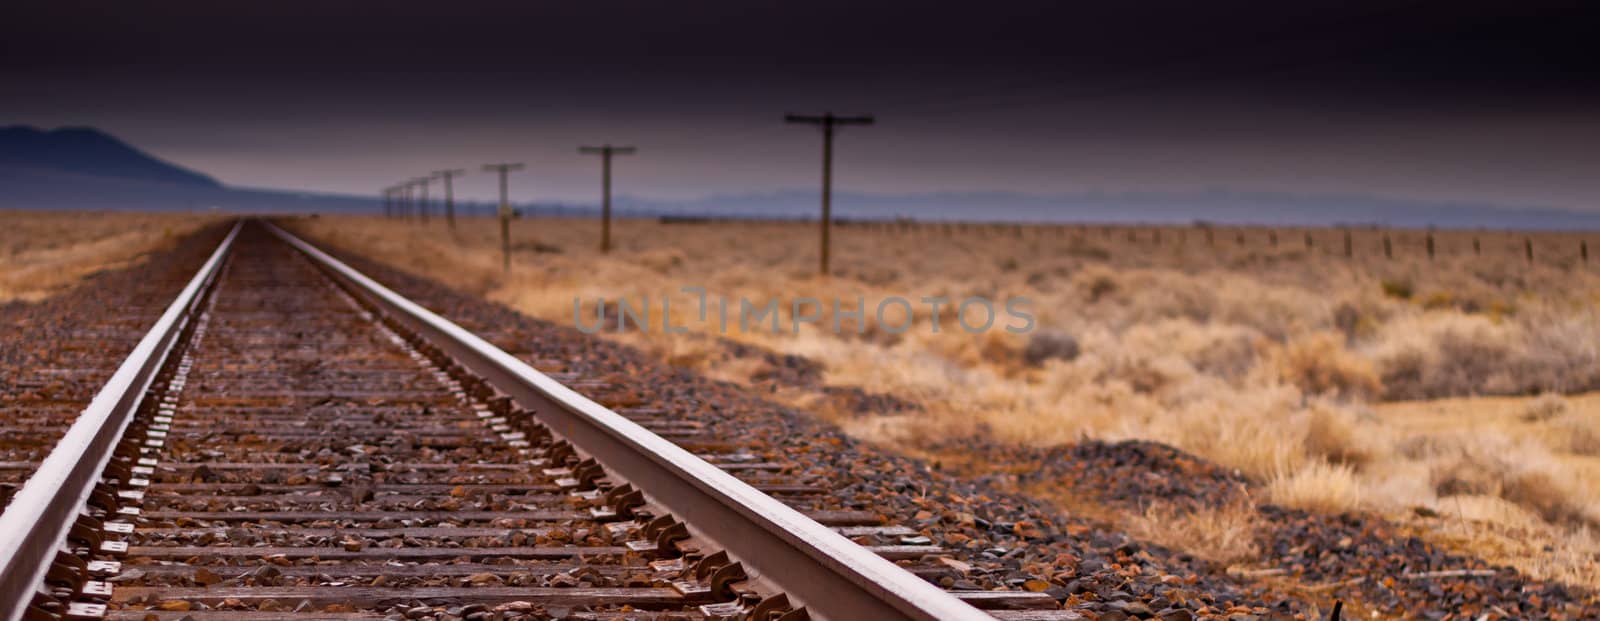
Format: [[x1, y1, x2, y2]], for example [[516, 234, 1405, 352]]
[[412, 176, 433, 224], [432, 169, 466, 231], [481, 162, 525, 271], [785, 112, 874, 275], [578, 145, 636, 253], [401, 181, 415, 221]]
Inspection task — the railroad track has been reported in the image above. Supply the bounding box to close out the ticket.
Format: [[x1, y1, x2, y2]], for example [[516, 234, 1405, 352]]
[[0, 226, 230, 503], [0, 220, 1080, 621]]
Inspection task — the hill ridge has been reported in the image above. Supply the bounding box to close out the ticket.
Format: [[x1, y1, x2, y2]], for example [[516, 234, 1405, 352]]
[[0, 125, 220, 188]]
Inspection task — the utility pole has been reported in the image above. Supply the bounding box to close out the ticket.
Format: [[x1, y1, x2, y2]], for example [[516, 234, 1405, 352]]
[[432, 169, 466, 232], [401, 181, 415, 221], [482, 162, 525, 271], [785, 112, 874, 275], [412, 176, 433, 224], [578, 145, 636, 253]]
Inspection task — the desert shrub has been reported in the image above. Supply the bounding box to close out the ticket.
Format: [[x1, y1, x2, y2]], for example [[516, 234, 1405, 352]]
[[1213, 281, 1322, 341], [1065, 243, 1111, 261], [1120, 274, 1220, 326], [1430, 456, 1501, 496], [635, 248, 685, 273], [1503, 470, 1595, 527], [1370, 314, 1519, 400], [1123, 498, 1261, 565], [1376, 347, 1428, 399], [1023, 330, 1080, 367], [1278, 332, 1382, 400], [1110, 358, 1186, 394], [1188, 329, 1259, 382], [510, 240, 562, 254], [1409, 432, 1599, 529], [1431, 322, 1517, 394], [1330, 296, 1394, 344], [1087, 274, 1117, 302], [1521, 392, 1568, 422], [1303, 403, 1374, 468], [1332, 302, 1362, 342], [1420, 291, 1455, 310], [1267, 460, 1362, 514], [1381, 279, 1413, 299], [1547, 413, 1600, 456], [1512, 310, 1600, 394], [1114, 320, 1256, 388]]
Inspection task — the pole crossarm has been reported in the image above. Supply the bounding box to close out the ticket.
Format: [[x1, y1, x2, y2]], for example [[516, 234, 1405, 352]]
[[784, 113, 875, 126], [579, 145, 638, 156]]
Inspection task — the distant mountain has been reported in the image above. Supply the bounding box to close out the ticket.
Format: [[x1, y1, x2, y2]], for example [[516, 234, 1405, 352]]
[[0, 125, 220, 188], [0, 125, 375, 213]]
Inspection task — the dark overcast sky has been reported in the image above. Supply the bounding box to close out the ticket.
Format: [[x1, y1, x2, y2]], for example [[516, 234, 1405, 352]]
[[3, 1, 1596, 208]]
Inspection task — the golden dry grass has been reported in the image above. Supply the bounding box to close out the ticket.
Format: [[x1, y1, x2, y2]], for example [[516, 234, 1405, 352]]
[[0, 209, 221, 302], [1124, 498, 1265, 566], [287, 214, 1600, 588]]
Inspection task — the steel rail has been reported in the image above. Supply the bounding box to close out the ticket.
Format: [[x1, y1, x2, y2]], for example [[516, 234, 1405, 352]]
[[265, 221, 992, 621], [0, 221, 242, 621]]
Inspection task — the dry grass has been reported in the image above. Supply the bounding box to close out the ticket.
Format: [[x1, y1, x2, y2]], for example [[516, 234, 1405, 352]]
[[1267, 460, 1364, 515], [287, 214, 1600, 588], [1123, 498, 1264, 566], [0, 209, 220, 302]]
